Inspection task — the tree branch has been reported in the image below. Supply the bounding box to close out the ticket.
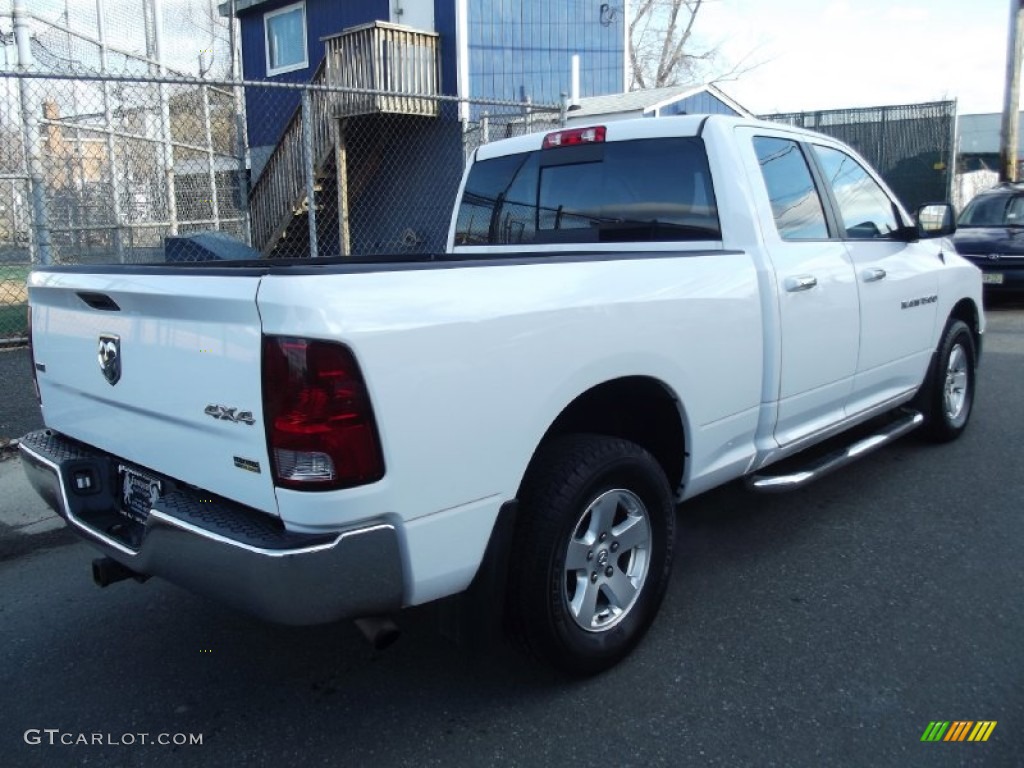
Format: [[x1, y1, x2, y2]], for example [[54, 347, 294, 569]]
[[629, 0, 763, 91]]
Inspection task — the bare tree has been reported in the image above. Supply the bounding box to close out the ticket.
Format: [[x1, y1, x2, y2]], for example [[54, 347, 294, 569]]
[[180, 0, 234, 79], [629, 0, 758, 91]]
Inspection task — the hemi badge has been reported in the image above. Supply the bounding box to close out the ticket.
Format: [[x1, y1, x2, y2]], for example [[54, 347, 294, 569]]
[[233, 457, 261, 474]]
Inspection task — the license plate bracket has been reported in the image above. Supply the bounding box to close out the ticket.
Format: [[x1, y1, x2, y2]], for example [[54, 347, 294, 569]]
[[118, 464, 162, 523]]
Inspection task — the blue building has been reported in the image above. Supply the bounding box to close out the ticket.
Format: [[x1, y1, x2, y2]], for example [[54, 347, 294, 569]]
[[222, 0, 627, 256]]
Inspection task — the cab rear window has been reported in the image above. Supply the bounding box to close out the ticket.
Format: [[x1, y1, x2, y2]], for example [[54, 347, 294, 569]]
[[454, 137, 721, 246]]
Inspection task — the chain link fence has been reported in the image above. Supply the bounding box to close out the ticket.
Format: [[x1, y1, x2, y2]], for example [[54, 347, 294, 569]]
[[0, 0, 242, 341], [243, 82, 559, 262], [763, 101, 958, 215], [0, 5, 563, 341]]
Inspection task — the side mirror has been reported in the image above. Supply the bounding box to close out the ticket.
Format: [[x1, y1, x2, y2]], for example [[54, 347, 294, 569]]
[[915, 203, 956, 238]]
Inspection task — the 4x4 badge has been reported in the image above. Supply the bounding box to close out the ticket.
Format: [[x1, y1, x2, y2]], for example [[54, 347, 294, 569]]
[[204, 404, 256, 425], [97, 334, 121, 386]]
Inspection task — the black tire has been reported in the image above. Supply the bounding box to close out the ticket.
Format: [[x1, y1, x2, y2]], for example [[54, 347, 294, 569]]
[[918, 319, 976, 442], [507, 434, 676, 676]]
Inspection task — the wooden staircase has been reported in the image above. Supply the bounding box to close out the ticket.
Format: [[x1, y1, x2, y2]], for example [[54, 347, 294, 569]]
[[249, 22, 440, 257]]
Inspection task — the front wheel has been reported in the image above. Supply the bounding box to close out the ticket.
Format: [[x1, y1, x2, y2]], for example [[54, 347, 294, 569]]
[[918, 319, 976, 442], [507, 434, 676, 676]]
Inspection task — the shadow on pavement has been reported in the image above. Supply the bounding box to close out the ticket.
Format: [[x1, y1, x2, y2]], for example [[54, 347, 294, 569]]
[[0, 345, 43, 441]]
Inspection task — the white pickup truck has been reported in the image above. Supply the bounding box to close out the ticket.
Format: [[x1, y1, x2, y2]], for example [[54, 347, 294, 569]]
[[21, 115, 982, 675]]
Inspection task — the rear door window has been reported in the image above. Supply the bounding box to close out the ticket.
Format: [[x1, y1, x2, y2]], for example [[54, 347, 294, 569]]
[[454, 137, 721, 246]]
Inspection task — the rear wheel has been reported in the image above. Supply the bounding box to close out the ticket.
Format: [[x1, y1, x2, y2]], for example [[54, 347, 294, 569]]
[[508, 434, 676, 676], [918, 319, 976, 442]]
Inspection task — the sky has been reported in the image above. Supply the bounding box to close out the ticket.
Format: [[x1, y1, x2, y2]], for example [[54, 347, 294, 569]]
[[10, 0, 1016, 118], [695, 0, 1010, 117]]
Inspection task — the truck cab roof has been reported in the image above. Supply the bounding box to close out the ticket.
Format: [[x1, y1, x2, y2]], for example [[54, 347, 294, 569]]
[[473, 114, 829, 161]]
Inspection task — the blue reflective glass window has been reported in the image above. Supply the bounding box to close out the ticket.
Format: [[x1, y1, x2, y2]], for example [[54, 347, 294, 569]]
[[466, 0, 624, 103]]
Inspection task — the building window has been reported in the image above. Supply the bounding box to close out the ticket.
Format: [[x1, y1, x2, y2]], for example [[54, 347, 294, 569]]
[[265, 2, 308, 76]]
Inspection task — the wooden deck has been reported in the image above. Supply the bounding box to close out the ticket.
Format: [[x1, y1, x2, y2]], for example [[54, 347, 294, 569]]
[[324, 22, 440, 118]]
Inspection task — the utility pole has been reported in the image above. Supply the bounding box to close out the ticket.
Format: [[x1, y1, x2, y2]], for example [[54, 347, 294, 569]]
[[1000, 0, 1024, 182]]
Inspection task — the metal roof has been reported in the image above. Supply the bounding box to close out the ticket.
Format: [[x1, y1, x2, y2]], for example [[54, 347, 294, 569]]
[[567, 83, 751, 119]]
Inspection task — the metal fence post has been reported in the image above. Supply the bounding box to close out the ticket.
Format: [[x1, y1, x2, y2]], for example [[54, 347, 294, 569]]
[[201, 84, 221, 231], [228, 0, 252, 246], [96, 0, 125, 262], [151, 0, 178, 236], [948, 100, 959, 204], [334, 117, 350, 256], [13, 0, 52, 266], [878, 106, 888, 176], [301, 89, 318, 259]]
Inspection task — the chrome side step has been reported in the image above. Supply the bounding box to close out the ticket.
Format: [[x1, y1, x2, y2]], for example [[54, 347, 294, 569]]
[[745, 409, 924, 493]]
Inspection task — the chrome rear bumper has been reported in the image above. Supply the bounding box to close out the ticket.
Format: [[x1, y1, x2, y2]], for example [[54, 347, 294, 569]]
[[19, 429, 404, 625]]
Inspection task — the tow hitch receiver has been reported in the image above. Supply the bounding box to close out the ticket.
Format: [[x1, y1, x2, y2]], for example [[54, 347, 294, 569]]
[[92, 557, 148, 587]]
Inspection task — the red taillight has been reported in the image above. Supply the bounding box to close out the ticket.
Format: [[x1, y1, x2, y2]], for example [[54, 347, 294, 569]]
[[262, 336, 384, 491], [542, 125, 606, 149]]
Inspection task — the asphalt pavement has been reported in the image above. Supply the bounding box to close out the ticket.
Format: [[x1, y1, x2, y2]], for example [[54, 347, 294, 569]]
[[0, 307, 1021, 767]]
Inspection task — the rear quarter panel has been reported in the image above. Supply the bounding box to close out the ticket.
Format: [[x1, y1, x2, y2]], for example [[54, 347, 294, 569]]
[[257, 254, 765, 536]]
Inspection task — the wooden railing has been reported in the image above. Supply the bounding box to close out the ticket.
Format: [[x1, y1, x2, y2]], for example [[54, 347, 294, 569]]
[[323, 21, 440, 118], [249, 60, 336, 254]]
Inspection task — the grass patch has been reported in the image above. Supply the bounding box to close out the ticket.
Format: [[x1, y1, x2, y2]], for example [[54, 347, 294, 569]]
[[0, 302, 27, 339], [0, 264, 30, 310], [0, 264, 30, 284]]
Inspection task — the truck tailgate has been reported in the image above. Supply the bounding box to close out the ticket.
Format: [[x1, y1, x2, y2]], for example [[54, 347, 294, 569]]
[[28, 269, 277, 515]]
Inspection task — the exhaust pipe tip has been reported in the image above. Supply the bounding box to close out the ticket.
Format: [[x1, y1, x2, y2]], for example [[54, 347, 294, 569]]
[[354, 616, 400, 651], [92, 557, 144, 588]]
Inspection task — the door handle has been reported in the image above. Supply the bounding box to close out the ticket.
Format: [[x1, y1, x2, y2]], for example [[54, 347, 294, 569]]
[[862, 267, 887, 282], [784, 275, 818, 292]]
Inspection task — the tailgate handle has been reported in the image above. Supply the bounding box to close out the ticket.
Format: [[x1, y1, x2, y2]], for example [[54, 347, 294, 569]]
[[77, 292, 121, 311]]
